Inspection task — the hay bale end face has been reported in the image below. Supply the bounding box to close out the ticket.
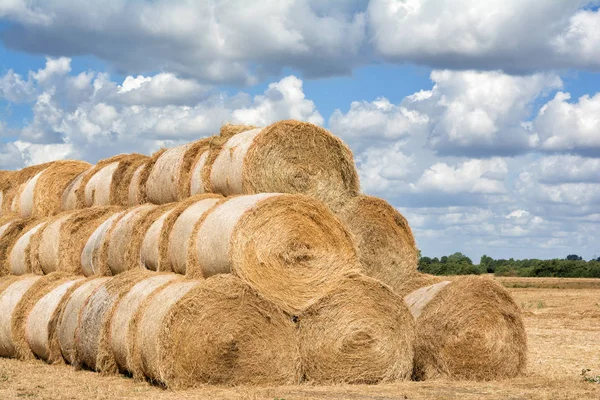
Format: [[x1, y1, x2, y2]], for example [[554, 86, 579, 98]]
[[0, 275, 41, 358], [108, 273, 180, 373], [298, 275, 415, 384], [26, 277, 84, 363], [207, 120, 360, 209], [407, 275, 527, 381], [157, 275, 300, 388], [0, 218, 41, 276], [335, 195, 419, 294], [191, 193, 360, 314], [145, 145, 192, 204], [57, 277, 109, 365], [140, 209, 176, 272]]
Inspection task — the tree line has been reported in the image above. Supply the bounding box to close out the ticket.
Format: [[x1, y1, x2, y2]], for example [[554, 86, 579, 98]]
[[418, 252, 600, 278]]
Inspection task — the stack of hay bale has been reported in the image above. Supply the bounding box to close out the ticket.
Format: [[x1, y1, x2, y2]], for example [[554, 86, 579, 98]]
[[0, 119, 526, 388]]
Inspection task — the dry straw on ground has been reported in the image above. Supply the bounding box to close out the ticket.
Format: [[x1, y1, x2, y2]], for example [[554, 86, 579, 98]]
[[404, 274, 527, 381], [107, 273, 180, 374], [146, 275, 300, 388], [76, 270, 157, 371], [129, 279, 200, 381], [205, 120, 359, 209], [0, 275, 41, 358], [10, 272, 76, 360], [30, 207, 123, 275], [188, 193, 360, 315], [26, 277, 85, 363], [100, 204, 177, 275], [57, 277, 109, 366], [335, 195, 419, 293], [14, 161, 91, 218], [298, 274, 415, 384]]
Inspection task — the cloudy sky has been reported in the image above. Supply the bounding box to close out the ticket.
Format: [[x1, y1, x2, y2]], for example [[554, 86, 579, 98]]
[[1, 0, 599, 261]]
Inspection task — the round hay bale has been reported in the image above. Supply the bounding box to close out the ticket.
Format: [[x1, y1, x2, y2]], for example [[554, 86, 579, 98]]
[[26, 277, 85, 363], [57, 277, 109, 365], [61, 171, 86, 210], [406, 275, 527, 381], [1, 163, 51, 216], [180, 138, 211, 198], [335, 195, 419, 294], [107, 273, 180, 374], [0, 218, 41, 276], [127, 164, 146, 206], [129, 279, 200, 381], [205, 120, 360, 209], [161, 195, 222, 274], [189, 193, 360, 314], [81, 211, 127, 276], [28, 214, 71, 275], [394, 272, 444, 298], [145, 145, 192, 204], [12, 169, 45, 216], [75, 154, 148, 208], [157, 274, 299, 388], [9, 221, 47, 275], [101, 204, 176, 275], [0, 275, 41, 357], [298, 274, 415, 384], [140, 208, 176, 272], [76, 270, 156, 371], [10, 272, 75, 360], [30, 207, 124, 275], [18, 161, 91, 218], [131, 150, 166, 205]]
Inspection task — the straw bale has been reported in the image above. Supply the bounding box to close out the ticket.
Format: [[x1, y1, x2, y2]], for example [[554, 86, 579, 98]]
[[106, 273, 180, 373], [180, 138, 211, 197], [162, 195, 222, 274], [0, 218, 40, 276], [2, 163, 52, 216], [140, 209, 175, 272], [82, 162, 120, 207], [132, 150, 166, 205], [157, 275, 299, 388], [190, 193, 360, 314], [26, 277, 84, 363], [57, 277, 109, 365], [207, 120, 359, 209], [298, 274, 415, 384], [24, 161, 91, 218], [101, 204, 176, 275], [129, 279, 199, 381], [109, 154, 149, 206], [10, 272, 75, 360], [61, 171, 86, 210], [335, 195, 419, 294], [127, 164, 146, 206], [407, 275, 527, 381], [145, 145, 191, 204], [76, 270, 155, 371], [0, 275, 41, 357], [31, 207, 124, 275], [9, 221, 47, 275], [81, 211, 126, 276]]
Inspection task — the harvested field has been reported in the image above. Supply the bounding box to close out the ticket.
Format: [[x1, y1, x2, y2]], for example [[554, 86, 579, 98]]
[[0, 276, 598, 399]]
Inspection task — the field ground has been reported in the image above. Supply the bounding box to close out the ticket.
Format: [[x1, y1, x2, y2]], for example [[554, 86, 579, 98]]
[[0, 276, 599, 399]]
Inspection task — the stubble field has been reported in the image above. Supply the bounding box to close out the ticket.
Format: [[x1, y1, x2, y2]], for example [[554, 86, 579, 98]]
[[0, 276, 598, 400]]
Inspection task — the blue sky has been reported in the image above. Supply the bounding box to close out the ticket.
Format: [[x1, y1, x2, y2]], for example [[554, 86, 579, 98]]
[[0, 1, 599, 261]]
